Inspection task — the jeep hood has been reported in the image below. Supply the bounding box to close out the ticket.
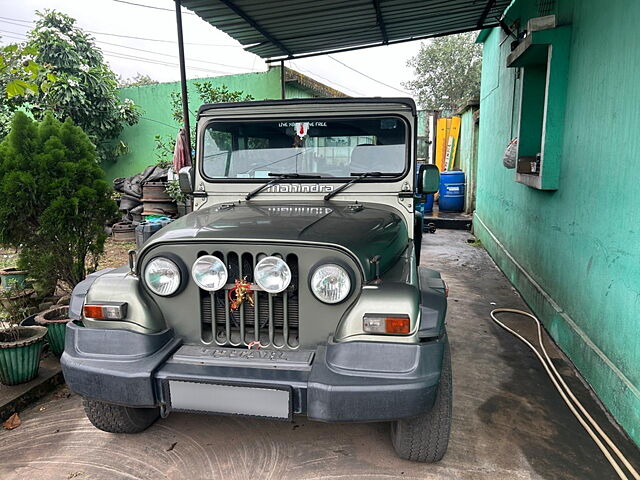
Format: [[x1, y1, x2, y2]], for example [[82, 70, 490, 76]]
[[142, 201, 408, 279]]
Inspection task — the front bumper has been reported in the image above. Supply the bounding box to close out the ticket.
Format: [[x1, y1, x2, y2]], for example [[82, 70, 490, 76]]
[[61, 322, 445, 422]]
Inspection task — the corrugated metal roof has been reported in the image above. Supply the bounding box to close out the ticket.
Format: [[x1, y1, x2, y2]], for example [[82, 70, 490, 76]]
[[182, 0, 511, 61]]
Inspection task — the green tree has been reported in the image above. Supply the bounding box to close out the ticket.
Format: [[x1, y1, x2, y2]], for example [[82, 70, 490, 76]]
[[0, 42, 57, 137], [0, 112, 117, 289], [404, 32, 482, 111], [155, 82, 253, 167], [18, 10, 140, 162], [118, 73, 158, 88]]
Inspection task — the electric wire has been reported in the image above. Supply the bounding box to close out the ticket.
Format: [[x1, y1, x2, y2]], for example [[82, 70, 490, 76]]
[[90, 38, 257, 72], [140, 117, 181, 129], [327, 55, 411, 95], [111, 0, 195, 15], [0, 27, 256, 73], [490, 308, 640, 480], [0, 29, 247, 77], [0, 15, 403, 95], [0, 16, 244, 47], [0, 14, 403, 97], [290, 61, 366, 97], [103, 50, 229, 75]]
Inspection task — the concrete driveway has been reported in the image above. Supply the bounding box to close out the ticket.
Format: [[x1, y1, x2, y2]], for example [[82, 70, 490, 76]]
[[1, 230, 638, 480]]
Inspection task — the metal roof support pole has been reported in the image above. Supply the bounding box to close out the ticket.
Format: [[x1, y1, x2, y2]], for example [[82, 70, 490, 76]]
[[218, 0, 292, 57], [372, 0, 389, 44], [477, 0, 497, 28], [280, 60, 286, 99], [175, 0, 191, 150]]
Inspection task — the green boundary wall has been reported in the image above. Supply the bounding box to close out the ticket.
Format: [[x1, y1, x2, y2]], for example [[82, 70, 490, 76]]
[[475, 0, 640, 446]]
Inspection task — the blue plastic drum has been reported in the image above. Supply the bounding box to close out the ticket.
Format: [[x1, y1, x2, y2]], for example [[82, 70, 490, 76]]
[[424, 194, 434, 213], [439, 171, 465, 212]]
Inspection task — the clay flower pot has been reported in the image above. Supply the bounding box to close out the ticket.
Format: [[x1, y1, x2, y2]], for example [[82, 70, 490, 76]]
[[0, 267, 29, 290], [0, 288, 34, 311], [0, 326, 47, 385], [35, 305, 70, 357]]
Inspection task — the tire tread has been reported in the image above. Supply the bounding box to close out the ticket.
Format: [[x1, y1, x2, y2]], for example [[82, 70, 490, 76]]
[[391, 340, 452, 463], [82, 397, 158, 434]]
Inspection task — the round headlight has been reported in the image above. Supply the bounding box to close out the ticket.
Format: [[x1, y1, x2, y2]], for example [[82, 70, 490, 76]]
[[192, 255, 228, 291], [254, 256, 291, 293], [310, 264, 351, 304], [144, 257, 181, 296]]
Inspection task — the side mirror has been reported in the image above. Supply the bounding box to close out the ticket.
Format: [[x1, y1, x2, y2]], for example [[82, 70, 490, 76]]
[[418, 164, 440, 194], [178, 166, 193, 194]]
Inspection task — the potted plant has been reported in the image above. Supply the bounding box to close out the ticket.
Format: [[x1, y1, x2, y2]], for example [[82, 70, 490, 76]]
[[35, 305, 69, 357], [0, 283, 34, 311], [165, 179, 191, 217], [0, 282, 46, 385], [0, 267, 29, 290]]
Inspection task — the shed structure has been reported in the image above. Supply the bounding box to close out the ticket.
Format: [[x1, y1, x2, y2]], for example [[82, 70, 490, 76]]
[[180, 0, 511, 61]]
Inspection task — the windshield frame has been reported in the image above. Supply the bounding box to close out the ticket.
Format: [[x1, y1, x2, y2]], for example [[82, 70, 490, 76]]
[[197, 113, 412, 184]]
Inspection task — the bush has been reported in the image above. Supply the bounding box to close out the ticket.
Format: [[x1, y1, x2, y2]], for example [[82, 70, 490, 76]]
[[0, 112, 117, 289]]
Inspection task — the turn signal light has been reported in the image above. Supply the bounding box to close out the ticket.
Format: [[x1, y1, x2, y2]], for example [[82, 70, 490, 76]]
[[83, 303, 127, 320], [363, 314, 411, 335]]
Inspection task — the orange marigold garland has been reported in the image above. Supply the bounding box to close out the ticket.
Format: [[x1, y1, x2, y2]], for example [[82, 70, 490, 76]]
[[228, 277, 254, 311]]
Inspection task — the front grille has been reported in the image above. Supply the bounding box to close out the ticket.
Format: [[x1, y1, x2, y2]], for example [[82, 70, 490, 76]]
[[199, 250, 299, 349]]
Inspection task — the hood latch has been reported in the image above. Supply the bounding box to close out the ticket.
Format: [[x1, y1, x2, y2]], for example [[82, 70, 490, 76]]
[[368, 255, 382, 284]]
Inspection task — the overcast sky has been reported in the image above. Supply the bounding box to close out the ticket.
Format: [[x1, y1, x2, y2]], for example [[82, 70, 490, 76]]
[[0, 0, 427, 98]]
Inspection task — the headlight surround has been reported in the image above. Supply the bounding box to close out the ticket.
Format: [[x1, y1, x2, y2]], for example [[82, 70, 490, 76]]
[[254, 256, 291, 293], [144, 257, 181, 296], [310, 263, 351, 304], [192, 255, 228, 291]]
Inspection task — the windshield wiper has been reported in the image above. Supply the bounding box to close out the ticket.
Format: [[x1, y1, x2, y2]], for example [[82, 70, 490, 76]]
[[324, 172, 397, 201], [245, 173, 321, 200]]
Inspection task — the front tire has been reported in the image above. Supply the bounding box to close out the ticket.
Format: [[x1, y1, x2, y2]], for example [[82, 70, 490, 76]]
[[82, 397, 159, 433], [391, 340, 452, 463]]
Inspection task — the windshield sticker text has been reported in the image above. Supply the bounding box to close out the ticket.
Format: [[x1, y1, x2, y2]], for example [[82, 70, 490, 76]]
[[278, 121, 327, 128]]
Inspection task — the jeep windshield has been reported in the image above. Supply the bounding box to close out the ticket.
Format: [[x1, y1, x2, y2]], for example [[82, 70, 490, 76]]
[[201, 116, 407, 180]]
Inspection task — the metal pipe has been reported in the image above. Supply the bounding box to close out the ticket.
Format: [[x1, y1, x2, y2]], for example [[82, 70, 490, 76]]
[[280, 60, 286, 99], [174, 0, 191, 150]]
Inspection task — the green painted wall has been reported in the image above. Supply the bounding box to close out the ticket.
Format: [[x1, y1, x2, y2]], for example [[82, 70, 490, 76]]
[[104, 68, 315, 181], [475, 0, 640, 445], [457, 105, 478, 212]]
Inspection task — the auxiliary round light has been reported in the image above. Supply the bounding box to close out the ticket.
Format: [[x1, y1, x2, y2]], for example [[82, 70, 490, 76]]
[[254, 256, 291, 293], [310, 264, 351, 304], [144, 257, 181, 296], [192, 255, 228, 291]]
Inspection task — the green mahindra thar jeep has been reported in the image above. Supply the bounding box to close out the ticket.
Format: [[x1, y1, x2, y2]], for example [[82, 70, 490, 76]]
[[62, 98, 451, 463]]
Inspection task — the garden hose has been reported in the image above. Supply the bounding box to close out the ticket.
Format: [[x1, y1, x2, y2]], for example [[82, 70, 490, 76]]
[[490, 308, 640, 480]]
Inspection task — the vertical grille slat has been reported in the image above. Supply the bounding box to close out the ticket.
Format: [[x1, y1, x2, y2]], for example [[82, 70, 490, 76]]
[[283, 293, 289, 348], [268, 293, 275, 346], [238, 252, 245, 344], [200, 249, 299, 349], [252, 254, 259, 343]]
